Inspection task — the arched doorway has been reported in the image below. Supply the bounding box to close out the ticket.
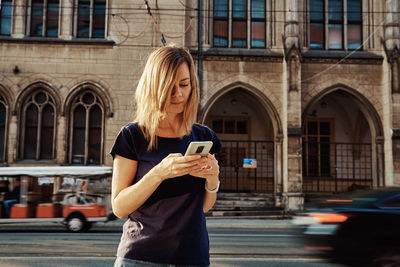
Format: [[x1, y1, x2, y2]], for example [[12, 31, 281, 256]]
[[201, 87, 280, 193], [302, 87, 384, 193]]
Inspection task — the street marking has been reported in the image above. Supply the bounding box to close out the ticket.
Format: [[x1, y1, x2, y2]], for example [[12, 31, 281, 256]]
[[210, 233, 296, 238]]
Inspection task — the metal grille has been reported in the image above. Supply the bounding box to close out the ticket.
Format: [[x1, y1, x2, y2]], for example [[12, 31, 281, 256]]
[[303, 142, 373, 193], [216, 140, 274, 192]]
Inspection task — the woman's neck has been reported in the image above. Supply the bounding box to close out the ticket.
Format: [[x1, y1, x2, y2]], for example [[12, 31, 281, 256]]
[[156, 115, 185, 138]]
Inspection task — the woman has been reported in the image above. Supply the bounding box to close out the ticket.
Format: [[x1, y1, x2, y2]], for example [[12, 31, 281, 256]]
[[110, 45, 222, 267]]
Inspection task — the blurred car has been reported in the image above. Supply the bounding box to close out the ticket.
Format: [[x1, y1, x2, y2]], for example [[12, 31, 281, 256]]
[[292, 188, 400, 266]]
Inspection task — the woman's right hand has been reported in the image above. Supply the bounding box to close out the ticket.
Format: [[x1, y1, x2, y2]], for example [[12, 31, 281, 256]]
[[151, 153, 202, 180]]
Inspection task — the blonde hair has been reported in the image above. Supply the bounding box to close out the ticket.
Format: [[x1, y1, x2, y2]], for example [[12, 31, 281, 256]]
[[134, 45, 199, 150]]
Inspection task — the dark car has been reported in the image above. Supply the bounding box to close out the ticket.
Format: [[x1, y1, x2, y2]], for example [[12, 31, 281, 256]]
[[292, 188, 400, 266]]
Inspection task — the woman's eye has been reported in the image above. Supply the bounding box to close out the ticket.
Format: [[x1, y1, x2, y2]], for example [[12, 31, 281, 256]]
[[180, 84, 189, 87]]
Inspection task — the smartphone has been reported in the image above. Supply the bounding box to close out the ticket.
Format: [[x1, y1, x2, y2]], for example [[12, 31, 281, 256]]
[[184, 141, 213, 157]]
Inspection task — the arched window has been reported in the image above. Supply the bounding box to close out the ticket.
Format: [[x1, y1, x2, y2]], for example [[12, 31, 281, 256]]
[[20, 90, 56, 160], [69, 90, 104, 165], [0, 94, 8, 162]]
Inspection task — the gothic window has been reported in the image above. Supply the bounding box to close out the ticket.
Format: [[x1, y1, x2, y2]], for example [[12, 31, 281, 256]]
[[69, 90, 104, 165], [211, 117, 249, 134], [309, 0, 362, 50], [0, 0, 12, 36], [303, 119, 333, 177], [75, 0, 106, 38], [213, 0, 266, 48], [0, 94, 8, 162], [29, 0, 60, 37], [20, 90, 56, 160]]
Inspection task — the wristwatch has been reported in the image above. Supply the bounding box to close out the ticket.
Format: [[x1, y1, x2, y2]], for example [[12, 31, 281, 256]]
[[205, 180, 220, 193]]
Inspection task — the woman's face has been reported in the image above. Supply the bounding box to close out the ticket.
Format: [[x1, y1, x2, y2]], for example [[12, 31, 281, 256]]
[[166, 62, 191, 115]]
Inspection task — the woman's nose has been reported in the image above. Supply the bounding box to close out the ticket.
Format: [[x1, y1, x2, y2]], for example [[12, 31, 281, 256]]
[[172, 86, 183, 97]]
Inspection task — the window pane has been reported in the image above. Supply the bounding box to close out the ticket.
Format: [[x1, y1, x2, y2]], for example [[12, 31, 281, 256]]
[[251, 21, 265, 47], [214, 0, 228, 17], [320, 142, 330, 175], [307, 142, 318, 176], [237, 120, 247, 134], [212, 120, 223, 133], [347, 0, 361, 22], [92, 0, 106, 38], [320, 122, 330, 135], [46, 0, 59, 37], [348, 24, 361, 50], [0, 0, 12, 35], [0, 104, 5, 160], [328, 24, 342, 49], [308, 121, 318, 135], [232, 21, 246, 47], [77, 0, 90, 38], [328, 0, 342, 21], [233, 0, 246, 18], [251, 0, 265, 19], [40, 105, 54, 159], [88, 105, 102, 165], [72, 105, 86, 164], [310, 23, 324, 49], [310, 0, 324, 21], [213, 20, 228, 47], [225, 120, 235, 134], [31, 0, 44, 36], [24, 104, 38, 159]]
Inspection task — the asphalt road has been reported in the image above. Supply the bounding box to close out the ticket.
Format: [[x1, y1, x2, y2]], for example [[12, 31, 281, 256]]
[[0, 221, 343, 267]]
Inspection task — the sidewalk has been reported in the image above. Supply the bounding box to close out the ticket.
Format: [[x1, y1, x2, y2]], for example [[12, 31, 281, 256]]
[[106, 217, 296, 230], [206, 217, 295, 230], [0, 217, 296, 231]]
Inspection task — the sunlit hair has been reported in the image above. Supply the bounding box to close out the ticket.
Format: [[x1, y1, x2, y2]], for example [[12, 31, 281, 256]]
[[134, 45, 199, 150]]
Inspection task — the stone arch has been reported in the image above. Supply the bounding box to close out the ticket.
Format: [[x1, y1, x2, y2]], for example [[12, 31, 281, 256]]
[[302, 83, 383, 137], [62, 81, 114, 118], [0, 82, 14, 163], [302, 83, 384, 188], [15, 81, 61, 161], [14, 81, 61, 115], [200, 81, 283, 194], [63, 82, 113, 165], [200, 81, 282, 137]]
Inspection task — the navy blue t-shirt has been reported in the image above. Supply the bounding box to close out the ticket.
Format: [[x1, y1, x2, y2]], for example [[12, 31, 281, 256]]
[[110, 123, 222, 265]]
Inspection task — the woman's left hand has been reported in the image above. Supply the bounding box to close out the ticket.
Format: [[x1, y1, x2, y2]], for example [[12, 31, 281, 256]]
[[189, 153, 220, 190]]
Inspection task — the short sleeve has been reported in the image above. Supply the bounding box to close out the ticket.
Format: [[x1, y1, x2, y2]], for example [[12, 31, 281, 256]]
[[208, 127, 222, 155], [109, 125, 138, 161]]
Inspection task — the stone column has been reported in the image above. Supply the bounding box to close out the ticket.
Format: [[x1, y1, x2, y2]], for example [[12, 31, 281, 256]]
[[283, 0, 303, 211], [12, 0, 26, 38], [283, 128, 304, 211], [60, 0, 74, 39], [7, 114, 18, 163], [56, 116, 67, 164], [284, 0, 299, 48], [385, 0, 400, 50], [386, 0, 400, 186]]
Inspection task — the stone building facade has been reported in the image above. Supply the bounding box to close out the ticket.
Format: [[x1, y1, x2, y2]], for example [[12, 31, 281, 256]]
[[0, 0, 399, 210]]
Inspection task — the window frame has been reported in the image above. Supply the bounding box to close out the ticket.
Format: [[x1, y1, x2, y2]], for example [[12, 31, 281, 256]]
[[213, 0, 266, 49], [303, 118, 335, 178], [308, 0, 363, 51], [19, 90, 57, 161], [73, 0, 107, 39], [68, 90, 105, 165], [0, 0, 13, 36], [0, 91, 10, 163], [26, 0, 61, 38], [250, 0, 266, 48]]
